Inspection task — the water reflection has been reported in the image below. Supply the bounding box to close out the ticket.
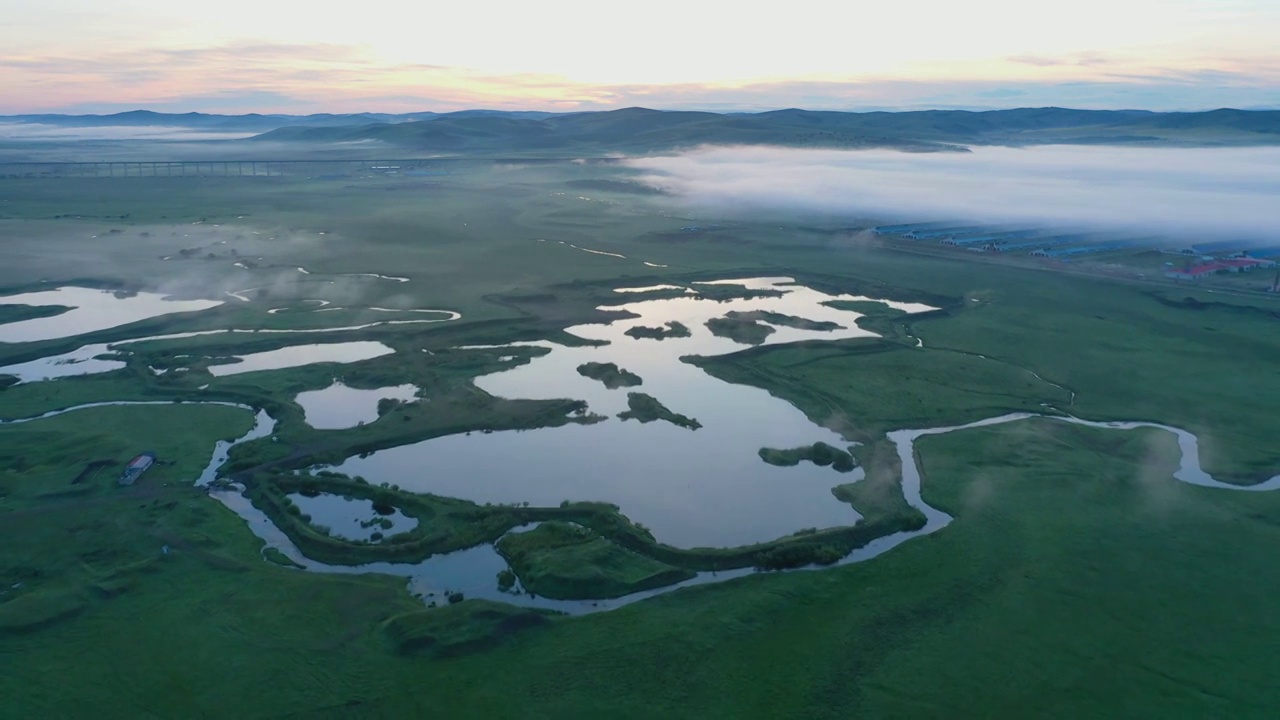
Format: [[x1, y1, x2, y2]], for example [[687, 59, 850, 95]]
[[296, 381, 419, 429], [287, 492, 419, 541], [207, 341, 395, 377], [326, 278, 924, 548], [0, 287, 221, 343]]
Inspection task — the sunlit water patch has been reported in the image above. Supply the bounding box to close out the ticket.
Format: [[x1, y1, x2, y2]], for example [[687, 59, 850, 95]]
[[613, 284, 695, 294], [0, 307, 456, 383], [0, 343, 126, 382], [0, 287, 222, 343], [208, 341, 394, 377], [324, 277, 929, 548], [296, 381, 419, 429], [287, 493, 419, 541]]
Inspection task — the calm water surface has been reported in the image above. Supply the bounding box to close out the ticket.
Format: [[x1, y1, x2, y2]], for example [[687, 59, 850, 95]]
[[0, 287, 221, 343], [207, 341, 394, 377], [295, 381, 419, 429], [327, 278, 929, 548], [288, 492, 419, 541]]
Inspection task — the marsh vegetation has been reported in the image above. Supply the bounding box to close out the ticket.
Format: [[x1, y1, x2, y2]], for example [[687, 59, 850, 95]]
[[3, 154, 1280, 717], [623, 321, 691, 340], [575, 361, 642, 388], [759, 442, 857, 472], [617, 392, 702, 430]]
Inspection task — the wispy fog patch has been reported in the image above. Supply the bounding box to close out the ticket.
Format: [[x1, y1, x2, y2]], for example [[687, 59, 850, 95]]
[[0, 123, 256, 141], [628, 146, 1280, 240]]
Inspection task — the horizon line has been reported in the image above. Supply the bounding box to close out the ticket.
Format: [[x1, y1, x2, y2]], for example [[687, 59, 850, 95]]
[[4, 104, 1279, 118]]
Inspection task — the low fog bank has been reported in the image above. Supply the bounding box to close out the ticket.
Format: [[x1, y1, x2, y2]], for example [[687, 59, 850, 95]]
[[628, 145, 1280, 241], [0, 132, 393, 163], [0, 123, 258, 142]]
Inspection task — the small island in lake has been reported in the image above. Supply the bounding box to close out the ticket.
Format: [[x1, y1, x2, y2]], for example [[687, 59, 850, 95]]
[[576, 362, 643, 388], [617, 392, 702, 430], [624, 321, 692, 340], [759, 442, 857, 472]]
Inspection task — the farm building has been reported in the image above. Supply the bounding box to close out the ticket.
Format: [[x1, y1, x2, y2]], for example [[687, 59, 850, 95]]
[[941, 230, 1047, 247], [1190, 240, 1250, 255], [1032, 242, 1137, 258], [940, 235, 1003, 246], [1163, 258, 1273, 280], [904, 226, 987, 240], [991, 236, 1075, 252], [870, 221, 953, 235], [1245, 246, 1280, 258], [1166, 264, 1223, 280], [118, 451, 157, 486]]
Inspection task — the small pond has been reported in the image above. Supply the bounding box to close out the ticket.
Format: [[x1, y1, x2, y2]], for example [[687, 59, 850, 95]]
[[322, 277, 932, 549], [286, 492, 419, 542], [208, 341, 394, 377], [295, 381, 419, 429], [0, 286, 222, 344]]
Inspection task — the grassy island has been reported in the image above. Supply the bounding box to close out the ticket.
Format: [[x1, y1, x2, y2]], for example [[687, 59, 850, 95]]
[[759, 442, 858, 472], [706, 316, 774, 345], [576, 361, 643, 388], [617, 392, 702, 430], [624, 321, 691, 340], [496, 522, 695, 600], [728, 310, 842, 331], [707, 310, 843, 345]]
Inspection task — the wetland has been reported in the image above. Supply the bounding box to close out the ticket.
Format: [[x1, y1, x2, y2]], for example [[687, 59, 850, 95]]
[[4, 156, 1280, 717]]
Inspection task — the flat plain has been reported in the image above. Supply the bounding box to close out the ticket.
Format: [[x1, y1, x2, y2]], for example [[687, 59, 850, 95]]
[[2, 159, 1280, 718]]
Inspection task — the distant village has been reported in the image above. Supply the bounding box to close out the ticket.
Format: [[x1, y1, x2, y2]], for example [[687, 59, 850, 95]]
[[871, 222, 1280, 292]]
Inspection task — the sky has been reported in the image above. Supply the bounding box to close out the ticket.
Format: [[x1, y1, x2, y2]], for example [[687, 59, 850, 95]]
[[1, 0, 1278, 114]]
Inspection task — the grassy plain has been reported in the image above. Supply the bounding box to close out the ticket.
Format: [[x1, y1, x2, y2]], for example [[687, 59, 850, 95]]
[[496, 522, 695, 600], [6, 411, 1279, 717], [3, 160, 1280, 716]]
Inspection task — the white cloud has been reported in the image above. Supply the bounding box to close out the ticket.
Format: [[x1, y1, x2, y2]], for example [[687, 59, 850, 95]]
[[0, 123, 255, 141], [629, 145, 1280, 241]]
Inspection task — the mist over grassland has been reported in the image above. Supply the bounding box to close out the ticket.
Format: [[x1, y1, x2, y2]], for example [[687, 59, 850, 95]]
[[627, 145, 1280, 241], [0, 123, 258, 142]]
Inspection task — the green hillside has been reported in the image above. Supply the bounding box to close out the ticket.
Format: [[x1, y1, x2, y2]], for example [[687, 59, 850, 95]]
[[247, 106, 1280, 153]]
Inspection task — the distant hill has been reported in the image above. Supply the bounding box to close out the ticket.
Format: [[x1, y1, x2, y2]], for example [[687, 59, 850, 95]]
[[249, 107, 1280, 153], [0, 109, 556, 133], [4, 107, 1277, 153]]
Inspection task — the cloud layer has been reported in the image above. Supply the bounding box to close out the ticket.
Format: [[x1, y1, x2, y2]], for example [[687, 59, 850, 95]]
[[628, 145, 1280, 241], [0, 123, 255, 141]]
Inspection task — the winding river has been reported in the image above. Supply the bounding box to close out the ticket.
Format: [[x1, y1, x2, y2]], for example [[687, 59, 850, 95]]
[[4, 279, 1278, 613], [4, 400, 1277, 615]]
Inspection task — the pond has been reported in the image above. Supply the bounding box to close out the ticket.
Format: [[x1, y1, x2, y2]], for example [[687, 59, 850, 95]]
[[0, 342, 127, 382], [295, 381, 419, 429], [286, 492, 419, 541], [207, 341, 395, 377], [0, 286, 222, 343], [322, 277, 930, 549]]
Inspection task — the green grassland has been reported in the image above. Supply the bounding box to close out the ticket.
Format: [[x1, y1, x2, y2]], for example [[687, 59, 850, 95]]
[[496, 522, 695, 600], [6, 408, 1278, 717], [3, 160, 1280, 716]]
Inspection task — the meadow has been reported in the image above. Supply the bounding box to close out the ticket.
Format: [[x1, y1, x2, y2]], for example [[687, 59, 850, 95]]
[[2, 159, 1280, 717]]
